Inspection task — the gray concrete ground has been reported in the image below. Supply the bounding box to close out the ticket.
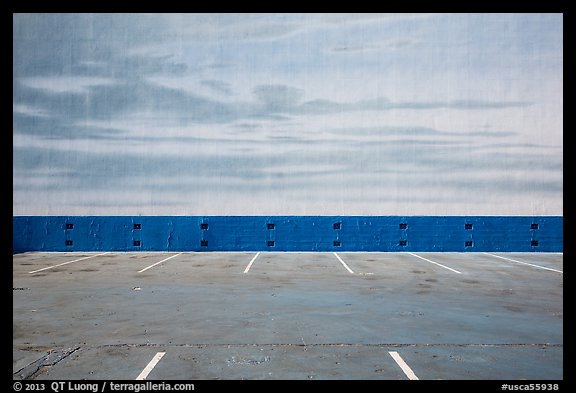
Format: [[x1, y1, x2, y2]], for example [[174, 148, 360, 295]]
[[13, 251, 563, 380]]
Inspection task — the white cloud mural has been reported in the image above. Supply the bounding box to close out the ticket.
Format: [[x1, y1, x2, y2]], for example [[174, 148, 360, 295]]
[[13, 13, 563, 215]]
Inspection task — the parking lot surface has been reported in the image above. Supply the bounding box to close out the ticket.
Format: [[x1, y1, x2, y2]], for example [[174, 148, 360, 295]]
[[13, 251, 563, 380]]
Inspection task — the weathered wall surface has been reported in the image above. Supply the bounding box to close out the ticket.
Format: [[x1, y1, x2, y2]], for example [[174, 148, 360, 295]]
[[13, 216, 563, 252], [13, 14, 563, 217], [13, 15, 563, 251]]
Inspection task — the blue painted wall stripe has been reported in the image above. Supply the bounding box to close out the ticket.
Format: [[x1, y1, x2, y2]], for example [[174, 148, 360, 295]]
[[12, 216, 563, 253]]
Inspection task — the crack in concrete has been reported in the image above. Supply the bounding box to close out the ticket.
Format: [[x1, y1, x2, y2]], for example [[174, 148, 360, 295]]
[[14, 347, 81, 380], [16, 342, 561, 352]]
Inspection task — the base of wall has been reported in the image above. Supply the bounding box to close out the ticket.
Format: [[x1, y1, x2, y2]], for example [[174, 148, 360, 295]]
[[12, 216, 563, 253]]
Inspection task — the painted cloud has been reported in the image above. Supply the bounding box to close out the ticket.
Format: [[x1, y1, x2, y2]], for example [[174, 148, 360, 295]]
[[13, 13, 563, 215]]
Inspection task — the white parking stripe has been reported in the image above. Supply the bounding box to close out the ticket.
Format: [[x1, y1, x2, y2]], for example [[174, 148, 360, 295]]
[[333, 252, 354, 274], [28, 252, 110, 274], [389, 351, 419, 380], [406, 252, 462, 274], [138, 253, 183, 273], [243, 252, 261, 273], [136, 352, 166, 380], [482, 252, 563, 274]]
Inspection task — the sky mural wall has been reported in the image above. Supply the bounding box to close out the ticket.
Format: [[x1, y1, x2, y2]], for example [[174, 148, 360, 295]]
[[13, 13, 563, 216]]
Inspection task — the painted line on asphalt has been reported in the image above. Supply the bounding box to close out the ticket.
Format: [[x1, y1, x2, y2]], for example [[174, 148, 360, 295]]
[[389, 351, 419, 380], [406, 252, 462, 274], [243, 252, 261, 273], [138, 253, 183, 273], [482, 252, 563, 274], [28, 252, 110, 274], [333, 252, 355, 274], [136, 351, 166, 380]]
